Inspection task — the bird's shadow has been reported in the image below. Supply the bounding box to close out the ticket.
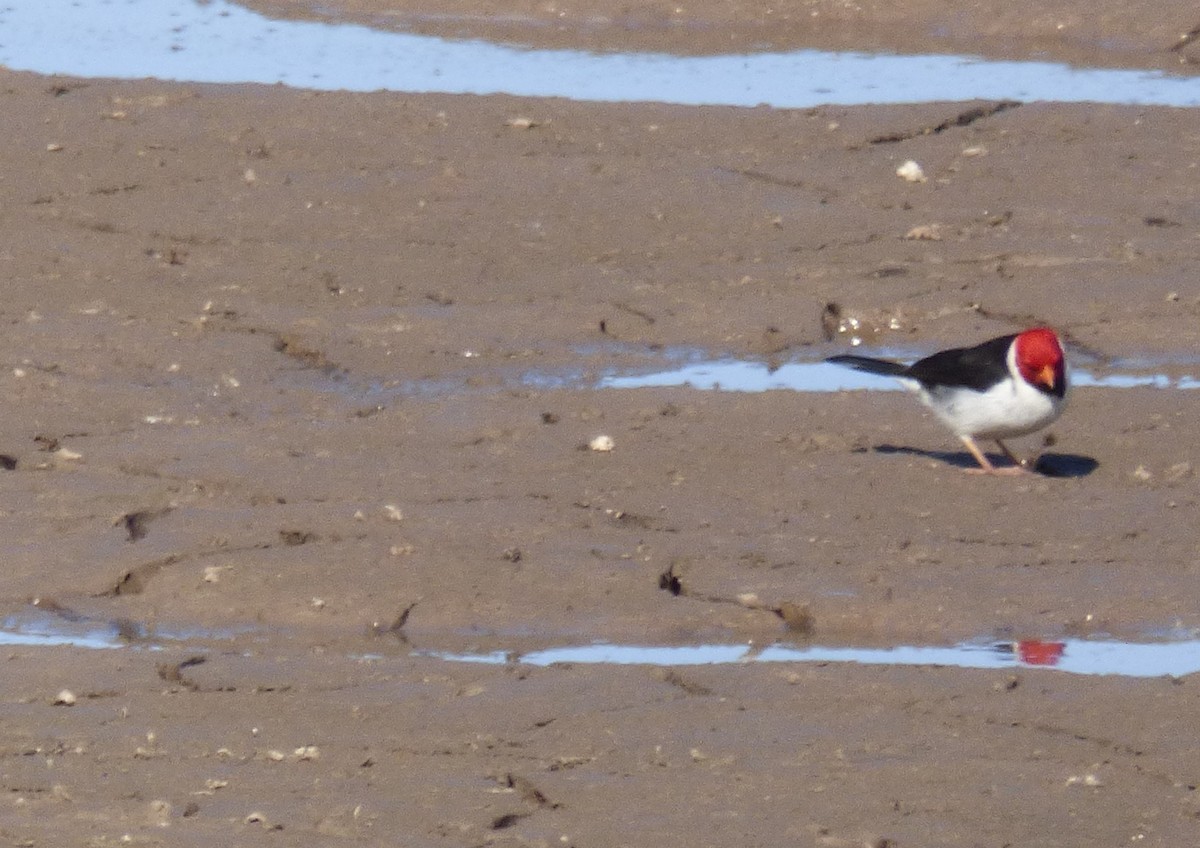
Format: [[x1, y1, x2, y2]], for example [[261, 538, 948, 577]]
[[867, 444, 1099, 478]]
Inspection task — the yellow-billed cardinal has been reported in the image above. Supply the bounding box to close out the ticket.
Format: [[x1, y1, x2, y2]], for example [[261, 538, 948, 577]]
[[827, 328, 1067, 474]]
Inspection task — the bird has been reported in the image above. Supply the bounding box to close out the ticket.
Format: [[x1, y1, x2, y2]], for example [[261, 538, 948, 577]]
[[826, 327, 1067, 474]]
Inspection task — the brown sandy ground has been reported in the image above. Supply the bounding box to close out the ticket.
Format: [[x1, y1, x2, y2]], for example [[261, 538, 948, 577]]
[[2, 645, 1200, 847], [1, 27, 1200, 846], [241, 0, 1200, 70]]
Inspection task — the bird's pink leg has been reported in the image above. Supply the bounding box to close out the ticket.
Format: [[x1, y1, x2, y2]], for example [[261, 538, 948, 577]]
[[961, 435, 1027, 475], [995, 439, 1032, 469]]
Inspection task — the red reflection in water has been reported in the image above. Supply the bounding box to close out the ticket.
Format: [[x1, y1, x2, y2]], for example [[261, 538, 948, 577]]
[[1016, 639, 1066, 666]]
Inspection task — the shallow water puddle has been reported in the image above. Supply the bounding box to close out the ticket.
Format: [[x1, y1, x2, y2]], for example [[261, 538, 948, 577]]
[[599, 360, 1200, 393], [424, 637, 1200, 678], [1, 0, 1198, 106], [0, 610, 246, 651], [0, 629, 118, 651], [2, 612, 1196, 677], [272, 353, 1200, 409]]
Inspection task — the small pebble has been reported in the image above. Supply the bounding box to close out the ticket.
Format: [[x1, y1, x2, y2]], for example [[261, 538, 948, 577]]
[[589, 435, 615, 452], [896, 160, 927, 182], [904, 224, 942, 241], [1165, 462, 1193, 482], [53, 689, 77, 706], [147, 799, 172, 827], [778, 601, 816, 635]]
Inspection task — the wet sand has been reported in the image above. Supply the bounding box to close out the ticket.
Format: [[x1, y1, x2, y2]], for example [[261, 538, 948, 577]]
[[3, 2, 1200, 844]]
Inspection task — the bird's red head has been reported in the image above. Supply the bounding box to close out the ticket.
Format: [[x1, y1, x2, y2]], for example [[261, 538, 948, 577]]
[[1014, 327, 1066, 394]]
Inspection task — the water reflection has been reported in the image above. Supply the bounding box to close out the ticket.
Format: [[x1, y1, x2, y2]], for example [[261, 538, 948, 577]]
[[424, 636, 1200, 677], [5, 607, 1194, 678]]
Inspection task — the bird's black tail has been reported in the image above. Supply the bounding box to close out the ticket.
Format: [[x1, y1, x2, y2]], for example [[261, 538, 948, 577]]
[[825, 354, 909, 377]]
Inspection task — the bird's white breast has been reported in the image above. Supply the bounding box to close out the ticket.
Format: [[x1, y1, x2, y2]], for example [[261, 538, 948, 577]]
[[918, 378, 1063, 439]]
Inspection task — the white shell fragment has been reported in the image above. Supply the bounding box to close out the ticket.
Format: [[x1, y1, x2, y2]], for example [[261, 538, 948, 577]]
[[147, 799, 173, 827], [904, 224, 942, 240], [588, 435, 615, 452], [896, 160, 927, 182], [53, 689, 77, 706]]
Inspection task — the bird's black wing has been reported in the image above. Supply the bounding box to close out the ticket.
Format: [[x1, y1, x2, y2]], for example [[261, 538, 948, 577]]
[[905, 333, 1016, 391]]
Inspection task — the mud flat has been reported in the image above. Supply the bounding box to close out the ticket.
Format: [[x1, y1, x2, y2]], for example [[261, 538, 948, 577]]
[[1, 1, 1200, 844]]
